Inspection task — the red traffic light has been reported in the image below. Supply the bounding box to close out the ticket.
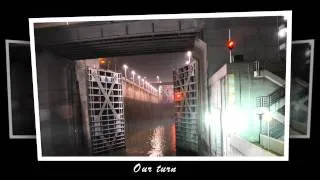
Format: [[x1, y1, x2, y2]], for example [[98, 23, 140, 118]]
[[174, 92, 183, 101], [226, 40, 235, 50]]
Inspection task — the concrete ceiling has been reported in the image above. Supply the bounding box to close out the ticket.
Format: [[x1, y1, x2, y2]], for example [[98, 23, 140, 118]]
[[43, 33, 197, 59], [34, 20, 203, 60]]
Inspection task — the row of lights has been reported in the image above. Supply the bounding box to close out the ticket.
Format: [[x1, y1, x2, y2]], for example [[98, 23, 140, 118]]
[[278, 16, 287, 39], [279, 16, 310, 59], [122, 64, 159, 94]]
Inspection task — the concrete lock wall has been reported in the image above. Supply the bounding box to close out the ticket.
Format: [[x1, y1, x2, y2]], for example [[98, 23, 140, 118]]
[[259, 134, 284, 155], [226, 62, 285, 156], [124, 98, 175, 122], [75, 61, 91, 155], [36, 50, 80, 156], [192, 39, 209, 156], [207, 62, 282, 156], [230, 135, 276, 156], [228, 63, 280, 143], [123, 79, 175, 122]]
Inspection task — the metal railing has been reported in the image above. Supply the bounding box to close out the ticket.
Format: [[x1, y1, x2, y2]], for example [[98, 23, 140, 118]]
[[248, 60, 265, 73], [252, 59, 286, 108], [269, 87, 285, 105], [256, 87, 285, 108], [249, 60, 286, 77], [256, 96, 270, 108]]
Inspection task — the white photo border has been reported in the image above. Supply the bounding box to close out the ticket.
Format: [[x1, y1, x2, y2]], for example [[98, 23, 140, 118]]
[[290, 39, 314, 139], [28, 11, 292, 161], [6, 39, 36, 139]]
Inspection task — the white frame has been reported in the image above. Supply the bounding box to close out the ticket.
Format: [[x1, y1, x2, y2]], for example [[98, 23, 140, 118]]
[[290, 39, 314, 139], [5, 39, 36, 139], [28, 11, 292, 161]]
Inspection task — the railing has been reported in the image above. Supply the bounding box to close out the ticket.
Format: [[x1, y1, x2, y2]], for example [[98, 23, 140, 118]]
[[252, 60, 286, 144], [249, 60, 286, 78], [252, 59, 285, 108], [269, 87, 285, 105], [248, 60, 265, 73], [256, 87, 285, 108], [256, 96, 270, 108]]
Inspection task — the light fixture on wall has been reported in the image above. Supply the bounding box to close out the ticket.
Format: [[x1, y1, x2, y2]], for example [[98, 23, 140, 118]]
[[278, 25, 287, 38], [123, 64, 128, 78], [186, 51, 192, 65], [131, 70, 135, 82]]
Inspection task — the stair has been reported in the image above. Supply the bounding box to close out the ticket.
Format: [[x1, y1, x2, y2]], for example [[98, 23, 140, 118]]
[[249, 61, 286, 154], [294, 77, 308, 88], [255, 75, 285, 142], [272, 111, 285, 124], [277, 106, 285, 115], [299, 95, 308, 104], [291, 77, 309, 112], [254, 70, 285, 87], [261, 118, 284, 139], [270, 98, 285, 111], [292, 99, 308, 112]]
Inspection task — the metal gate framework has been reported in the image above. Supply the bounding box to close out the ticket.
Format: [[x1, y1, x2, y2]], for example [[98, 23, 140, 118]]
[[173, 61, 199, 153], [87, 67, 125, 154]]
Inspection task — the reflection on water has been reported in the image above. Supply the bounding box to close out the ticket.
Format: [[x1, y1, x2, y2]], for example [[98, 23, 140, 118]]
[[107, 118, 177, 156], [171, 123, 176, 154], [148, 126, 165, 156], [106, 118, 196, 156]]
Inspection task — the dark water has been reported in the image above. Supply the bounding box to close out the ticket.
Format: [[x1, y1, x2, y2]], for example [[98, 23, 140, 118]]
[[105, 118, 197, 156], [108, 118, 177, 156]]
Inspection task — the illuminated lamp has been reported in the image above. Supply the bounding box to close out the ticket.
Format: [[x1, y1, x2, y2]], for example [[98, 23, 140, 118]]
[[226, 39, 235, 50]]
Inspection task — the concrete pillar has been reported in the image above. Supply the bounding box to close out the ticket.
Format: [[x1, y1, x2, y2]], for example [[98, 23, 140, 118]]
[[193, 38, 208, 156], [75, 62, 91, 155]]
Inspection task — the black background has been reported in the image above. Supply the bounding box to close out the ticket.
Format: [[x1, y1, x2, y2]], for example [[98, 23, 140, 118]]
[[2, 1, 319, 177]]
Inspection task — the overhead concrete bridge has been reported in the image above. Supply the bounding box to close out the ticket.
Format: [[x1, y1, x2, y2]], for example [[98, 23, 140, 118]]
[[35, 19, 204, 59]]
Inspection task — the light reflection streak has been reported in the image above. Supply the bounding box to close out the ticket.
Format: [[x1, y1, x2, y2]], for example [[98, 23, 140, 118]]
[[148, 126, 165, 156]]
